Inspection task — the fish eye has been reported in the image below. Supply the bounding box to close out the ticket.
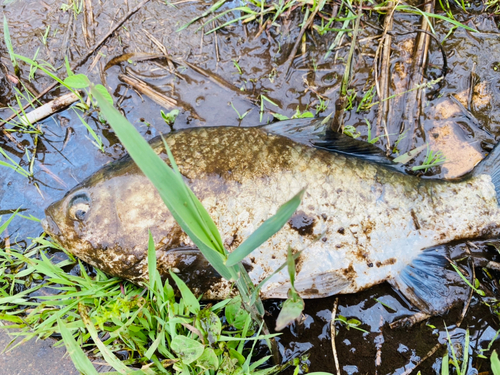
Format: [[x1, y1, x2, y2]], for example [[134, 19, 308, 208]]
[[68, 192, 91, 222]]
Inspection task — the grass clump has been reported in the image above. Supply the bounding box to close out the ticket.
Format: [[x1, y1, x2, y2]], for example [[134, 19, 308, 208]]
[[0, 225, 280, 374]]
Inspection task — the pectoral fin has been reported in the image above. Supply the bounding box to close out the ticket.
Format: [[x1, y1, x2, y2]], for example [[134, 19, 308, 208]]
[[389, 246, 470, 315], [261, 271, 350, 299], [156, 247, 226, 297]]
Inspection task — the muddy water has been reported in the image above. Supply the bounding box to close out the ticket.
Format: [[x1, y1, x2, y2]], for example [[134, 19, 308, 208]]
[[2, 0, 500, 373]]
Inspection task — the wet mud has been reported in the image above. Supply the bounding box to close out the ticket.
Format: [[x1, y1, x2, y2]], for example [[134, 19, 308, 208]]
[[2, 0, 500, 373]]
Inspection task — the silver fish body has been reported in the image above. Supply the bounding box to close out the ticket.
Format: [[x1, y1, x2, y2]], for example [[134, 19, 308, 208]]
[[42, 123, 500, 314]]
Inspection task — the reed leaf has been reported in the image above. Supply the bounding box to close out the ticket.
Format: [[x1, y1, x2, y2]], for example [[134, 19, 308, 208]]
[[91, 86, 234, 279], [226, 189, 304, 266]]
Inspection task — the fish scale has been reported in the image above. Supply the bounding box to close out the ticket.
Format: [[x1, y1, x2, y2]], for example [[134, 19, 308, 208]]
[[42, 120, 500, 316]]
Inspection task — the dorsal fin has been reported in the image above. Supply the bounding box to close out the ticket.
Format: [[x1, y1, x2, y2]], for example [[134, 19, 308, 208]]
[[262, 118, 404, 169]]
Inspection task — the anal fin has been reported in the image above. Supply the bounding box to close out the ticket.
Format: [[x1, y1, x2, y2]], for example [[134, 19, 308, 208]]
[[389, 246, 470, 316]]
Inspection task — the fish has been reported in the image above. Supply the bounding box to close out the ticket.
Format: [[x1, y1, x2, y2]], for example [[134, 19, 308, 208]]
[[42, 118, 500, 316]]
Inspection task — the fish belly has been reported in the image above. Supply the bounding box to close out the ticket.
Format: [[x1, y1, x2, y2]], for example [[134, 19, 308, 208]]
[[190, 147, 500, 299]]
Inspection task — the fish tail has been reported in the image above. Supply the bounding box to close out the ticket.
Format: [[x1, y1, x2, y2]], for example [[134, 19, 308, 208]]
[[473, 144, 500, 200]]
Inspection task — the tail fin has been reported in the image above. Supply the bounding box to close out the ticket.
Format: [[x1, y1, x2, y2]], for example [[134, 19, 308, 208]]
[[473, 143, 500, 200]]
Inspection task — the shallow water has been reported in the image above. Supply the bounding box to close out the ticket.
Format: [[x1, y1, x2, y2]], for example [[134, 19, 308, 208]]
[[2, 0, 500, 373]]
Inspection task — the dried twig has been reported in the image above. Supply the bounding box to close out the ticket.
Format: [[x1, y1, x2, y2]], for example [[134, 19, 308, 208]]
[[83, 0, 95, 47], [282, 0, 325, 75], [118, 74, 177, 109], [374, 2, 396, 153], [19, 92, 80, 126], [396, 0, 435, 153], [330, 298, 341, 375], [142, 29, 176, 72]]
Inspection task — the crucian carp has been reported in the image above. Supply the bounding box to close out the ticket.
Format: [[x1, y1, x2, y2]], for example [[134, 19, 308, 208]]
[[42, 119, 500, 317]]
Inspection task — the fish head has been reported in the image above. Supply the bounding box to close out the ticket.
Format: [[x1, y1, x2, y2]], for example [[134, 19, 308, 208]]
[[41, 161, 177, 282]]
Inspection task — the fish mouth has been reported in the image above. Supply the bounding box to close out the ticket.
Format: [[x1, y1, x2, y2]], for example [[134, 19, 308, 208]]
[[41, 212, 61, 237]]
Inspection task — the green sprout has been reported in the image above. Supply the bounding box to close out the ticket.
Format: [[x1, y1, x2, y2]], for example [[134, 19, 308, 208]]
[[343, 125, 360, 139], [411, 146, 446, 173], [334, 315, 368, 333], [230, 102, 251, 120], [357, 86, 375, 112], [161, 109, 180, 126]]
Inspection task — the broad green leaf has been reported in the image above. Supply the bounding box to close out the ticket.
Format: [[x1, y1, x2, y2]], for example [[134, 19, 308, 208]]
[[275, 289, 304, 331], [492, 351, 500, 375], [90, 85, 233, 280], [64, 74, 90, 89], [226, 189, 304, 266], [196, 348, 219, 371], [161, 109, 179, 126], [171, 336, 204, 364], [169, 270, 200, 314], [229, 348, 246, 365], [58, 319, 99, 375], [197, 308, 221, 344], [225, 296, 249, 330]]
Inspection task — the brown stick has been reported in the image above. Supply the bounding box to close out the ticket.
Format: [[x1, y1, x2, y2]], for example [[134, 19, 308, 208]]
[[374, 2, 396, 153], [19, 92, 80, 126], [83, 0, 95, 47], [330, 298, 341, 375], [281, 2, 323, 75], [118, 74, 178, 109]]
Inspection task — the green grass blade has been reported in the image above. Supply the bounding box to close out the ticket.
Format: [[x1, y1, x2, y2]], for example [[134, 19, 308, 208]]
[[58, 319, 99, 375], [492, 351, 500, 375], [161, 136, 225, 255], [461, 329, 470, 374], [3, 16, 17, 70], [169, 270, 200, 315], [0, 208, 19, 234], [90, 85, 233, 280], [226, 189, 304, 267], [147, 231, 157, 291], [177, 0, 227, 31], [395, 5, 476, 32]]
